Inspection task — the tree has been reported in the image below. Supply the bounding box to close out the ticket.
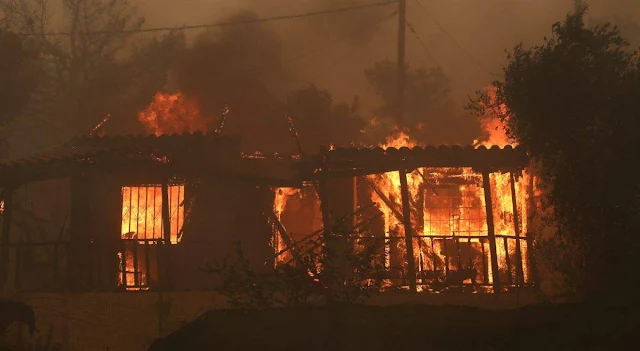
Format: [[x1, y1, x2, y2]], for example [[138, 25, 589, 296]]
[[0, 28, 39, 157], [365, 60, 480, 145], [469, 5, 640, 300], [0, 0, 185, 147], [286, 84, 365, 151]]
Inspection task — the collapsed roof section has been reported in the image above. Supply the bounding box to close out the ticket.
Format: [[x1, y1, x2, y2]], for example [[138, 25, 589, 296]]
[[295, 145, 529, 180]]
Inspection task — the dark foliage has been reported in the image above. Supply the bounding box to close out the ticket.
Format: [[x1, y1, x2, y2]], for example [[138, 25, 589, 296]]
[[203, 231, 386, 309], [287, 84, 365, 150], [0, 29, 38, 126], [0, 28, 39, 157], [468, 5, 640, 300], [365, 60, 481, 145]]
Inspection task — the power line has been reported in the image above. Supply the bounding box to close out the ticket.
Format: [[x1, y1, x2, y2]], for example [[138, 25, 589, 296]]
[[315, 10, 398, 79], [413, 0, 502, 77], [20, 0, 398, 37], [405, 20, 440, 67]]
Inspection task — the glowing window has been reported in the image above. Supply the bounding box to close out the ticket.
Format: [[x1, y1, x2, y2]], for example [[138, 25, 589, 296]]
[[119, 184, 185, 290]]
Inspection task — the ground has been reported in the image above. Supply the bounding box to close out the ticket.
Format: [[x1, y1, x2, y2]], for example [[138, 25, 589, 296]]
[[149, 302, 639, 350]]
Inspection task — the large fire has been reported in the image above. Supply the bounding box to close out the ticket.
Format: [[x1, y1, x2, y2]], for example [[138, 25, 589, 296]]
[[133, 85, 532, 292], [273, 87, 534, 292], [138, 92, 208, 136]]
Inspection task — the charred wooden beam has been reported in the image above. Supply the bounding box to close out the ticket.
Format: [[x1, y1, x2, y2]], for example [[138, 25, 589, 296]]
[[267, 210, 304, 265], [273, 202, 377, 259], [415, 168, 438, 196], [503, 237, 513, 286], [161, 182, 172, 290], [526, 173, 539, 286], [286, 116, 321, 197], [0, 187, 14, 290], [215, 105, 230, 134], [364, 178, 404, 224], [482, 171, 501, 293], [399, 169, 417, 293], [288, 213, 384, 264], [510, 172, 525, 286]]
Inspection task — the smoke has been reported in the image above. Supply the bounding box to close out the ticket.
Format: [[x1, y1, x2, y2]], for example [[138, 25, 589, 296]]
[[137, 0, 640, 148], [170, 11, 291, 153]]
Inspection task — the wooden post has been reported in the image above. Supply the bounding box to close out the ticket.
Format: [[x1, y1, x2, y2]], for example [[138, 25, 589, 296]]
[[510, 172, 525, 286], [1, 188, 14, 291], [526, 173, 539, 285], [482, 171, 501, 293], [399, 169, 417, 293], [161, 182, 171, 290], [318, 177, 338, 301]]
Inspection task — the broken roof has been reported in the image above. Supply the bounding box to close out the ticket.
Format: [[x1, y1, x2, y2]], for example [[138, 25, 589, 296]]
[[295, 145, 529, 180]]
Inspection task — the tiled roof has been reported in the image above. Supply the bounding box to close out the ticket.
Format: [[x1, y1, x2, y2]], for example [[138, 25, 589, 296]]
[[0, 132, 240, 168], [0, 133, 243, 185], [0, 134, 529, 186]]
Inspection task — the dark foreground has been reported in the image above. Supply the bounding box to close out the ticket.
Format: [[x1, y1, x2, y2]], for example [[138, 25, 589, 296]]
[[149, 302, 639, 351]]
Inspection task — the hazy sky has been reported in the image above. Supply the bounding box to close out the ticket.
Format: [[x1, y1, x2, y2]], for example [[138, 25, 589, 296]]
[[4, 0, 640, 157], [132, 0, 640, 108]]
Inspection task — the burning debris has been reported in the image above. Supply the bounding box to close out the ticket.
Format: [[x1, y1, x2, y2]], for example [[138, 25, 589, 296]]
[[138, 92, 209, 136], [272, 119, 535, 293]]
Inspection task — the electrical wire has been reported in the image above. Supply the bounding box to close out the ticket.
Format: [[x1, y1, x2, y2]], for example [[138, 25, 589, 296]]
[[18, 0, 399, 37], [406, 20, 441, 67], [315, 10, 398, 79], [413, 0, 502, 77]]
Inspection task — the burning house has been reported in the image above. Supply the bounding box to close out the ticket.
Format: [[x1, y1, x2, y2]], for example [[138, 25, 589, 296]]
[[0, 132, 536, 293], [0, 129, 538, 350], [0, 96, 539, 350], [278, 133, 535, 293]]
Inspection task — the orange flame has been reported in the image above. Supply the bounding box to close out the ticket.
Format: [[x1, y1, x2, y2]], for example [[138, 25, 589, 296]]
[[272, 187, 302, 264], [474, 86, 513, 148], [272, 102, 534, 291], [119, 185, 185, 290], [138, 92, 208, 136]]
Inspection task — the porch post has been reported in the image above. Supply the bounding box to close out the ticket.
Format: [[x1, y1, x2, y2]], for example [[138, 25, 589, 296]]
[[510, 172, 525, 286], [482, 171, 501, 293], [161, 181, 171, 290], [399, 169, 417, 293]]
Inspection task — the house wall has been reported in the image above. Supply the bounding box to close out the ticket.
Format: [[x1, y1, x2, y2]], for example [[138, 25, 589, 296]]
[[168, 179, 274, 290], [3, 177, 71, 292]]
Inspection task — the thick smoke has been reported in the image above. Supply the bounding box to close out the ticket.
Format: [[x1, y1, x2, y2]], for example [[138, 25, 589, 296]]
[[141, 0, 640, 150], [170, 11, 292, 153]]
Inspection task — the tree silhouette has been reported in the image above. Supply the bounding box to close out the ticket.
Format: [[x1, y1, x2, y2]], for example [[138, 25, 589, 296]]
[[0, 0, 185, 147], [287, 84, 365, 151], [0, 28, 39, 158], [366, 60, 480, 145], [469, 5, 640, 300]]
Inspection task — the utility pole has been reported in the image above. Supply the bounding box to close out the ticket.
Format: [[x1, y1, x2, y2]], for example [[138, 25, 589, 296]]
[[397, 0, 407, 129]]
